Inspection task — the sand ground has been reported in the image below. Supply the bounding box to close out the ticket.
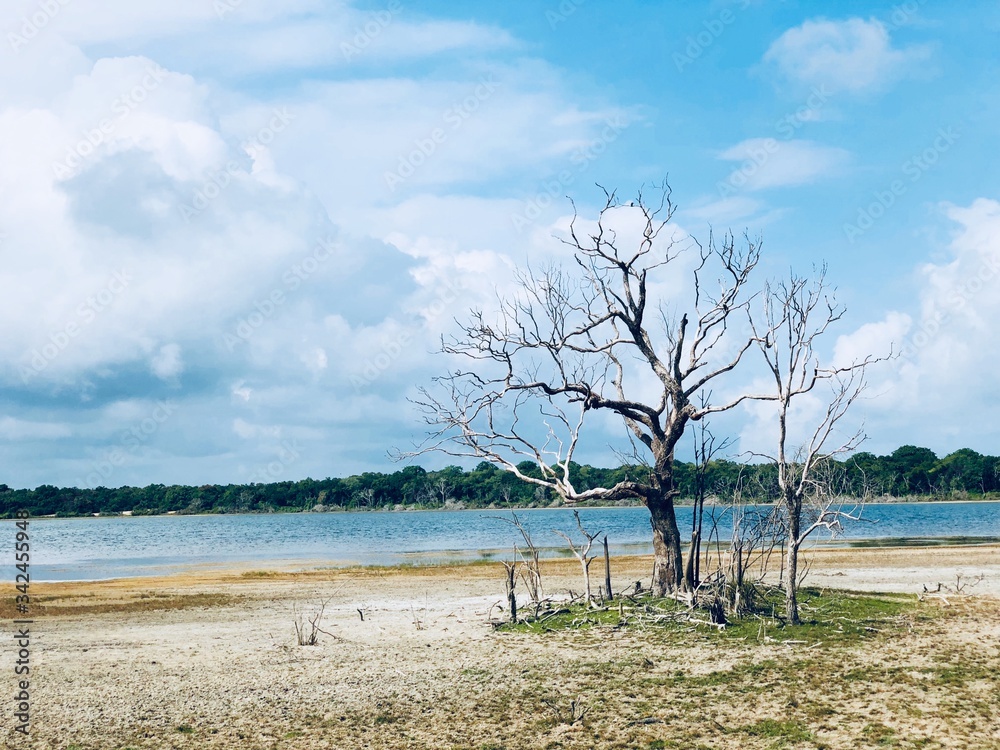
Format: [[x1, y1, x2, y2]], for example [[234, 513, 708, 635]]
[[3, 545, 999, 749]]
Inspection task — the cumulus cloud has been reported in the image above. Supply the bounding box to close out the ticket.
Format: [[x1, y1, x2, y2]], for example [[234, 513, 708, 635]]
[[834, 199, 1000, 452], [763, 17, 933, 94], [0, 1, 636, 488]]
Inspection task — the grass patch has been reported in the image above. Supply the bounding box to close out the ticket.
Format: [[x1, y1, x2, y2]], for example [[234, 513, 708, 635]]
[[861, 722, 898, 745], [848, 535, 1000, 547], [240, 569, 281, 578], [0, 592, 242, 618], [738, 718, 814, 744], [501, 587, 924, 647]]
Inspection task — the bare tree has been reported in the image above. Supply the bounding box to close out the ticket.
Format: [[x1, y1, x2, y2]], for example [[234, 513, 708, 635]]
[[293, 599, 335, 646], [496, 512, 544, 604], [433, 477, 454, 505], [500, 549, 519, 624], [749, 269, 882, 624], [553, 511, 603, 605], [686, 411, 733, 591], [406, 184, 767, 596]]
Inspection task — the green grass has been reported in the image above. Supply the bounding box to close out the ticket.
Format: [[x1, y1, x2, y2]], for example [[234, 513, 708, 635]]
[[848, 535, 1000, 547], [502, 587, 925, 647], [861, 722, 898, 746], [738, 718, 814, 745]]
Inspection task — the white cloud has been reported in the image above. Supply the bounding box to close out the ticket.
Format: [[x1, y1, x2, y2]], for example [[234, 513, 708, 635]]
[[151, 343, 184, 380], [718, 138, 849, 191], [763, 17, 933, 94], [684, 196, 764, 224], [833, 312, 909, 369], [836, 198, 1000, 452], [0, 417, 73, 440]]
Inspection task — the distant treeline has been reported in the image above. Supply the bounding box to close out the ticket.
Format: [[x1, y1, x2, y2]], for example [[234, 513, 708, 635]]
[[1, 445, 998, 519]]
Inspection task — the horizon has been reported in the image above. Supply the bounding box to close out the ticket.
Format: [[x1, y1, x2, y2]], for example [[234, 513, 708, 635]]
[[0, 441, 991, 493]]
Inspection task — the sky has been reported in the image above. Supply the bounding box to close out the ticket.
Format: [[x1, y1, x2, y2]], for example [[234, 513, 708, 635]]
[[2, 0, 999, 489]]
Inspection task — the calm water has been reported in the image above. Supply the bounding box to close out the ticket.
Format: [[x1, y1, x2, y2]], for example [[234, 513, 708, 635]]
[[6, 502, 1000, 581]]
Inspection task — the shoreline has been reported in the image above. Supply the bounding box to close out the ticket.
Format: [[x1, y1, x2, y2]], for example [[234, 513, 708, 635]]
[[23, 535, 1000, 584], [19, 543, 1000, 593], [7, 495, 1000, 521]]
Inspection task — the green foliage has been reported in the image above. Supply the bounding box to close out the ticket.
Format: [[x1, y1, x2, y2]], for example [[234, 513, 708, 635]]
[[1, 444, 998, 517]]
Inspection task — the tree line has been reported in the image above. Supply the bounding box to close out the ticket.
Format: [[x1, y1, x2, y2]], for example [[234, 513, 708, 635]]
[[1, 444, 997, 519]]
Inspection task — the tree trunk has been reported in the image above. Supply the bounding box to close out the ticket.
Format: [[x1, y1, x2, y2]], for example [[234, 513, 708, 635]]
[[785, 503, 801, 625], [648, 494, 683, 596], [603, 536, 613, 602], [506, 564, 517, 623]]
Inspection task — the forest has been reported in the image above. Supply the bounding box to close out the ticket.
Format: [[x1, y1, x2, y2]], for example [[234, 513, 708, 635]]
[[1, 444, 997, 518]]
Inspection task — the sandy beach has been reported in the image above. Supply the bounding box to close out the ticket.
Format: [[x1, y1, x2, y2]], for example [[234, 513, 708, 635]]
[[3, 545, 999, 749]]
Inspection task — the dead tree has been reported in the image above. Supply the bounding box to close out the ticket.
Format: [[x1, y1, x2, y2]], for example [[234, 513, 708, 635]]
[[749, 269, 883, 624], [405, 184, 768, 596], [686, 412, 733, 591], [603, 535, 613, 602], [554, 510, 603, 605], [293, 599, 335, 646], [501, 549, 519, 623], [496, 512, 544, 604]]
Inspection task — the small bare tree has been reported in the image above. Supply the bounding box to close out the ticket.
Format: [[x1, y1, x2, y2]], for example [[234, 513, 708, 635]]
[[293, 599, 334, 646], [686, 411, 733, 591], [749, 269, 883, 624], [554, 511, 603, 605], [496, 512, 544, 604], [500, 548, 519, 624]]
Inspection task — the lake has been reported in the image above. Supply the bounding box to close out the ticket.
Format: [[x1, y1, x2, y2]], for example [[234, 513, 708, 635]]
[[7, 502, 1000, 581]]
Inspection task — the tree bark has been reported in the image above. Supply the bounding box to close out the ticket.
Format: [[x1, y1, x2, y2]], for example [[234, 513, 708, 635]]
[[785, 499, 801, 625], [603, 536, 613, 602], [648, 493, 683, 596], [506, 564, 518, 624]]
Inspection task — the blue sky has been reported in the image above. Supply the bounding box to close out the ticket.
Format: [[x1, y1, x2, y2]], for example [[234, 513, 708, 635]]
[[2, 0, 999, 489]]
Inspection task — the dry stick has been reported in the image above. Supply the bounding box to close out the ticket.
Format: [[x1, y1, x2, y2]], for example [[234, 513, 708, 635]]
[[501, 545, 519, 624], [603, 536, 613, 603], [507, 561, 518, 624]]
